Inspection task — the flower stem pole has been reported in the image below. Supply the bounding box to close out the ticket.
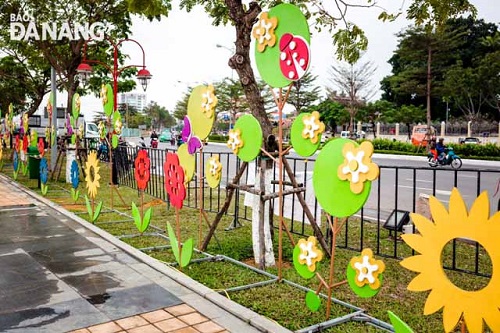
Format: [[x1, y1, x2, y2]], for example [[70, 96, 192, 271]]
[[326, 215, 338, 320], [198, 149, 203, 249], [140, 190, 144, 231], [176, 207, 182, 271]]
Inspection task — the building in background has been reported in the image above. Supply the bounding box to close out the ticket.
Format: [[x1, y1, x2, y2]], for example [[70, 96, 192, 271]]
[[118, 92, 147, 113]]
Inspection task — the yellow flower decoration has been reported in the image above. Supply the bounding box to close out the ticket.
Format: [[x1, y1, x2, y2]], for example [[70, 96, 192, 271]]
[[98, 121, 106, 139], [100, 84, 108, 105], [84, 151, 101, 199], [227, 128, 244, 154], [301, 111, 325, 144], [401, 188, 500, 333], [350, 248, 385, 289], [297, 236, 323, 272], [114, 118, 122, 135], [338, 141, 379, 194], [78, 123, 84, 139], [75, 94, 81, 111], [208, 156, 222, 180], [201, 85, 218, 118], [252, 12, 278, 52]]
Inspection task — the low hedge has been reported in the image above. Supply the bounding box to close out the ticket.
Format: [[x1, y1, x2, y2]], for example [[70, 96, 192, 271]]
[[370, 139, 500, 159]]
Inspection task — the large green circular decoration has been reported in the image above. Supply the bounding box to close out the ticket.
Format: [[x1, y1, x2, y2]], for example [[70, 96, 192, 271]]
[[290, 112, 322, 157], [101, 83, 114, 117], [346, 265, 383, 298], [254, 4, 311, 88], [232, 115, 262, 162], [177, 144, 195, 182], [313, 139, 372, 217], [187, 85, 215, 140]]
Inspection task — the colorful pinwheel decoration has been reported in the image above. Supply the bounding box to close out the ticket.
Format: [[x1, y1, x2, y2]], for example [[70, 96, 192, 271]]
[[84, 151, 103, 223], [40, 157, 49, 195], [70, 160, 80, 202], [164, 152, 193, 268], [132, 150, 152, 234]]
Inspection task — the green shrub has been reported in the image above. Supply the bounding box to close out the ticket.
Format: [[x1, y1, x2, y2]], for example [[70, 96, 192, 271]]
[[208, 134, 228, 142]]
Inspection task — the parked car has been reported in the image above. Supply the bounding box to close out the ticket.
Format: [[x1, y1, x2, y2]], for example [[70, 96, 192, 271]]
[[459, 137, 481, 144], [159, 130, 172, 142]]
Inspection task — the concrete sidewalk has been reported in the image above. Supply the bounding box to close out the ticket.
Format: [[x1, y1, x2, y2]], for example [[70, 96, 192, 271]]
[[0, 175, 291, 333]]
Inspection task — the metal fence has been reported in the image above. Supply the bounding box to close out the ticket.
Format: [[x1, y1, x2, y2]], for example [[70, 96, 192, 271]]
[[117, 145, 500, 277]]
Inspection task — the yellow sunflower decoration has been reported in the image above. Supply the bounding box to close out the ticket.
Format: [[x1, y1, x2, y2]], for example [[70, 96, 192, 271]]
[[338, 141, 379, 194], [201, 85, 218, 118], [84, 151, 101, 199], [401, 188, 500, 333], [252, 12, 278, 52], [227, 128, 244, 154]]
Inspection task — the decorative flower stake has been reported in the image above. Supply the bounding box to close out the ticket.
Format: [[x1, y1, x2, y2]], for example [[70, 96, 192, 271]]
[[132, 150, 152, 234], [401, 188, 500, 333], [164, 152, 193, 268], [40, 157, 49, 195], [252, 12, 278, 52], [347, 248, 385, 298], [201, 85, 218, 118], [338, 141, 379, 194], [227, 128, 244, 154], [84, 151, 103, 223], [70, 160, 80, 202], [301, 111, 325, 144]]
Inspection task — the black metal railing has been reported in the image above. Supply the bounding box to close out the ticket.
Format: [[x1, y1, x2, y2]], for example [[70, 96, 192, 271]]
[[118, 145, 500, 277]]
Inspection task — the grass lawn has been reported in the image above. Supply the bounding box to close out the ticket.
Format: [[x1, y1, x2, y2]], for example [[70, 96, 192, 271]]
[[2, 156, 494, 333]]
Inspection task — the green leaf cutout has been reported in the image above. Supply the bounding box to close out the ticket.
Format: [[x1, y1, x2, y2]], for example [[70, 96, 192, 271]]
[[142, 207, 152, 231], [0, 161, 4, 171], [131, 202, 141, 231], [167, 222, 180, 264], [85, 195, 93, 221], [41, 183, 48, 195], [180, 237, 194, 268], [388, 311, 414, 333], [13, 170, 18, 180], [93, 201, 103, 222], [71, 134, 76, 145], [71, 188, 79, 202], [305, 291, 321, 312], [112, 134, 118, 149], [22, 163, 28, 176]]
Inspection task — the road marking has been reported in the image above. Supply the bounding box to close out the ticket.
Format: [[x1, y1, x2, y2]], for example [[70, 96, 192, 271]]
[[398, 185, 464, 198], [405, 179, 433, 183]]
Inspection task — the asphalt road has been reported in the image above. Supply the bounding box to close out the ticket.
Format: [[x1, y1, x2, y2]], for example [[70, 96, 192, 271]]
[[128, 138, 500, 220]]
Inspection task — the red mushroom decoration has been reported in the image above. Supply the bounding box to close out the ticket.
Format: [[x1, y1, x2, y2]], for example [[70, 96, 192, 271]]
[[279, 33, 311, 81]]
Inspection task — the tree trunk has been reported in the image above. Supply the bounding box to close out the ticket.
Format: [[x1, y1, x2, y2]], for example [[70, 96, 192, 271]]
[[226, 0, 276, 267]]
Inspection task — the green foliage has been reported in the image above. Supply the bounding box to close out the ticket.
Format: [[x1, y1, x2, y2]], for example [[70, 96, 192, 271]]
[[143, 101, 175, 129], [208, 134, 228, 142]]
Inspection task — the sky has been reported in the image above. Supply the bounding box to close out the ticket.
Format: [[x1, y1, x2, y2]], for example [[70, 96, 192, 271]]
[[43, 0, 500, 121]]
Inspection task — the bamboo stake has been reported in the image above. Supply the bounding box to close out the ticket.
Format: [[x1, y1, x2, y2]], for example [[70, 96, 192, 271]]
[[326, 215, 338, 319]]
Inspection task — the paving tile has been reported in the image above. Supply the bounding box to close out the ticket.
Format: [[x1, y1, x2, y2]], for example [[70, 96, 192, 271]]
[[87, 321, 122, 333], [169, 327, 200, 333], [193, 321, 225, 333], [165, 304, 196, 316], [94, 284, 182, 320], [127, 324, 162, 333], [141, 309, 174, 323], [178, 312, 208, 325], [68, 329, 91, 333], [154, 318, 188, 332], [115, 315, 149, 329]]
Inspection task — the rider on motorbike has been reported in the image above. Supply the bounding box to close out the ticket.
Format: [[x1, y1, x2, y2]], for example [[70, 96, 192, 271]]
[[150, 130, 159, 148], [436, 138, 446, 161]]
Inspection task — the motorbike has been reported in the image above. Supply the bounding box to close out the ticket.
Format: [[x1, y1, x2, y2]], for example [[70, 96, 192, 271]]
[[97, 140, 109, 162], [428, 147, 462, 169], [150, 137, 158, 149]]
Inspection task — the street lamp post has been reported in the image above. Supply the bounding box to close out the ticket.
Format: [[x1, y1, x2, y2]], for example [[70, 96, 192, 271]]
[[76, 36, 152, 111], [76, 36, 152, 207]]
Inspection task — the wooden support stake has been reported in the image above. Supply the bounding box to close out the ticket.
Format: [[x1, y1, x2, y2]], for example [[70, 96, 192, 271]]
[[325, 216, 338, 319], [200, 162, 248, 251], [258, 157, 266, 270]]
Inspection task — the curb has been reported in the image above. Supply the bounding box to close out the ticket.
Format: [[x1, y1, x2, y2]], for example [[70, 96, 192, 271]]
[[1, 175, 292, 333]]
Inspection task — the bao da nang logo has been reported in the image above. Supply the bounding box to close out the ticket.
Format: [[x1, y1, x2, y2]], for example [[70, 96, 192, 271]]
[[10, 11, 106, 41]]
